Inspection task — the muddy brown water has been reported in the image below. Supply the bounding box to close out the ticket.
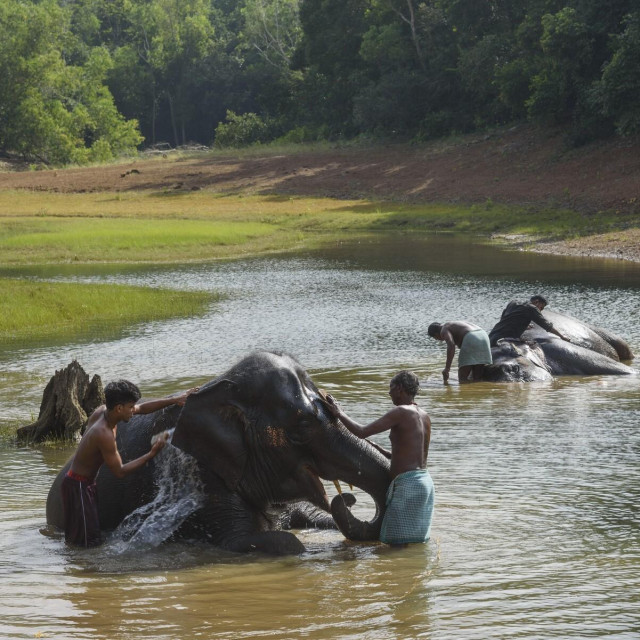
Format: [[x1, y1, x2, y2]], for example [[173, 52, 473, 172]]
[[1, 235, 639, 639]]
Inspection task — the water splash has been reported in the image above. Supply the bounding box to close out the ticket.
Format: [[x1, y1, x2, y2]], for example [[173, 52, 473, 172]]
[[106, 443, 204, 553]]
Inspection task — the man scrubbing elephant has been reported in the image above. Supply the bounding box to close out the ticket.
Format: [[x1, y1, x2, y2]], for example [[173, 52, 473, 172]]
[[322, 371, 434, 546]]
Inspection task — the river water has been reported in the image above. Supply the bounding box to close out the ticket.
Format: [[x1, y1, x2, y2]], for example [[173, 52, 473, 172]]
[[1, 235, 639, 639]]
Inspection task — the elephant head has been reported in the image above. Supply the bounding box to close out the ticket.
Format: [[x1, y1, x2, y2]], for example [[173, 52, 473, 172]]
[[171, 351, 391, 543], [483, 340, 553, 382]]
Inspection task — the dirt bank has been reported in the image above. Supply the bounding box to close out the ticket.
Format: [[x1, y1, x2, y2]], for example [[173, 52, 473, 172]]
[[2, 124, 639, 260]]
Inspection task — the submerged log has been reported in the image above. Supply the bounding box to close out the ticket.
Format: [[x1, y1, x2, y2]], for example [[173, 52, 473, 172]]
[[17, 360, 104, 443]]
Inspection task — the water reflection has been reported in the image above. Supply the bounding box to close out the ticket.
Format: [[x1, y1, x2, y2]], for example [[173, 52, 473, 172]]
[[1, 235, 639, 639]]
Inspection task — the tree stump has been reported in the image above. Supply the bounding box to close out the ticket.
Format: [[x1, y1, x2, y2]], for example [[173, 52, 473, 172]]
[[17, 360, 104, 443]]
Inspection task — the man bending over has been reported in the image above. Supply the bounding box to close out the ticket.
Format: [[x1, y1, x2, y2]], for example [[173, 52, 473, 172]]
[[61, 380, 197, 547], [428, 321, 492, 383]]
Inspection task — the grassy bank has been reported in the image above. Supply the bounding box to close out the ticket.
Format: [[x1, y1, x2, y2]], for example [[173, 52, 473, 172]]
[[0, 189, 631, 266], [0, 278, 216, 344]]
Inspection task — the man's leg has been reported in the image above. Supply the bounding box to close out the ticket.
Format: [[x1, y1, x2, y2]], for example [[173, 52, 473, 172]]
[[471, 364, 485, 381], [458, 365, 472, 383]]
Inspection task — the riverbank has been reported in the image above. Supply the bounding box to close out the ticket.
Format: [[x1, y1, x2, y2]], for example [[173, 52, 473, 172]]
[[1, 124, 639, 262], [0, 278, 216, 345]]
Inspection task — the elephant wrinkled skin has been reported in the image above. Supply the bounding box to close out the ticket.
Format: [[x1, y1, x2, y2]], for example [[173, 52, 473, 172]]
[[483, 310, 634, 382], [46, 351, 391, 555]]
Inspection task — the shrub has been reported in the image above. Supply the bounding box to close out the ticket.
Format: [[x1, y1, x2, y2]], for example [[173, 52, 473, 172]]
[[213, 111, 269, 148]]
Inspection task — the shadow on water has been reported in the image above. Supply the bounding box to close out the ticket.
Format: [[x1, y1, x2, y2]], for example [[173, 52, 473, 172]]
[[311, 233, 640, 288], [3, 232, 640, 287]]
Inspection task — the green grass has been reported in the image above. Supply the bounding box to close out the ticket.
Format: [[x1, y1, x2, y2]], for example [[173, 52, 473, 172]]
[[0, 277, 217, 344], [1, 189, 631, 266]]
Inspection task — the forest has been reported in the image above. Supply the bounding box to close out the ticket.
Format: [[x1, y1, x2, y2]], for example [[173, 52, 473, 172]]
[[1, 0, 639, 165]]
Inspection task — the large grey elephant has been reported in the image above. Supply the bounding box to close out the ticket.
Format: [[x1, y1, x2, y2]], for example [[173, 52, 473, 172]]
[[46, 351, 391, 554], [483, 310, 634, 382]]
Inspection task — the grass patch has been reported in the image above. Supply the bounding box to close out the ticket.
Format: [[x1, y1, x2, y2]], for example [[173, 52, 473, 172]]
[[0, 189, 634, 266], [0, 277, 216, 344]]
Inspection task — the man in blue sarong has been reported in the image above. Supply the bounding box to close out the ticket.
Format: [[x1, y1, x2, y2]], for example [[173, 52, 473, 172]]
[[322, 371, 434, 545], [428, 320, 492, 383]]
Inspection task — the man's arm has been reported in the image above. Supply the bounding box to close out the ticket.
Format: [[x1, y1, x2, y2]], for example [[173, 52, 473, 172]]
[[98, 430, 166, 479], [530, 309, 570, 342], [324, 395, 399, 439], [367, 439, 392, 459], [134, 387, 198, 415], [440, 326, 457, 383]]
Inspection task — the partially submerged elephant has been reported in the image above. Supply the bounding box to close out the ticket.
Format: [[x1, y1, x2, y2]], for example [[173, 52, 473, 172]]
[[483, 310, 635, 382], [46, 351, 391, 555]]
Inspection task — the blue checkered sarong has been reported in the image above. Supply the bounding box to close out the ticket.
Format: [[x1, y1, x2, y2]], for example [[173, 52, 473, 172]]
[[379, 469, 434, 544]]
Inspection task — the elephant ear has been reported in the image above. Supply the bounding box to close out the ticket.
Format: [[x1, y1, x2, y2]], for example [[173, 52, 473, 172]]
[[172, 379, 248, 492]]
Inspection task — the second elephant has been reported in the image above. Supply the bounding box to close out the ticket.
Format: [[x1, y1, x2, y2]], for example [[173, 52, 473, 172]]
[[483, 310, 634, 382]]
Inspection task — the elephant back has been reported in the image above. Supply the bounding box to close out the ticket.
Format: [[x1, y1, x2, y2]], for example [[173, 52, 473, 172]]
[[524, 309, 620, 360]]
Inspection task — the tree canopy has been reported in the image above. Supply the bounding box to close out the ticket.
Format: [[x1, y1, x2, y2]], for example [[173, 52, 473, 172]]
[[1, 0, 638, 163]]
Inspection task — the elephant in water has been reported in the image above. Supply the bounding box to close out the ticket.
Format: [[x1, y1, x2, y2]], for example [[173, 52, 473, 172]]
[[483, 310, 634, 382], [46, 351, 391, 555]]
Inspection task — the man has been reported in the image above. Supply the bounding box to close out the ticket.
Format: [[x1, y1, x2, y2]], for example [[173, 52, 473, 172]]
[[322, 371, 434, 546], [61, 380, 197, 547], [427, 321, 492, 383], [488, 294, 570, 346]]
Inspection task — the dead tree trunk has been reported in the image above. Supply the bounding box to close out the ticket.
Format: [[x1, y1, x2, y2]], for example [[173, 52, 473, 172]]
[[17, 361, 104, 443]]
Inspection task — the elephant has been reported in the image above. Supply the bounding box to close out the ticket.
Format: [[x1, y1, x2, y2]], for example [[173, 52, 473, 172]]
[[46, 351, 391, 555], [483, 310, 635, 382]]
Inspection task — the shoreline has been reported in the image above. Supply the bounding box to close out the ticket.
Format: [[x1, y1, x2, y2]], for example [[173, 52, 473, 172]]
[[498, 230, 640, 264], [2, 125, 639, 264]]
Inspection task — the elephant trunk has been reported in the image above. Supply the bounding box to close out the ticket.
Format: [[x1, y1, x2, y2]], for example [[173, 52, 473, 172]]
[[318, 429, 391, 541], [331, 490, 384, 541]]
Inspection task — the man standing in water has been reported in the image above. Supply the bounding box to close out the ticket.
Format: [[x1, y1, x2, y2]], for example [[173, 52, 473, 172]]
[[488, 294, 570, 346], [323, 371, 434, 545], [62, 380, 196, 547], [428, 321, 492, 383]]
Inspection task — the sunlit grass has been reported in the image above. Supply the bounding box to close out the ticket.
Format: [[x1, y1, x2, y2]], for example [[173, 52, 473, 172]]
[[0, 188, 633, 266], [0, 277, 216, 344]]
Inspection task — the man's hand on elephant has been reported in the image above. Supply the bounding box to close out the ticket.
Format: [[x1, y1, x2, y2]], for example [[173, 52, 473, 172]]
[[176, 387, 199, 406], [149, 438, 166, 458], [321, 393, 341, 418]]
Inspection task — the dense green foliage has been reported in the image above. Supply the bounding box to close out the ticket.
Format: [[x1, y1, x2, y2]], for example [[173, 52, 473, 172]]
[[1, 0, 639, 162]]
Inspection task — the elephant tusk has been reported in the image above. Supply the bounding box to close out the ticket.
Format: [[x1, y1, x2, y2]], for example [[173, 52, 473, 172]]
[[333, 480, 343, 494]]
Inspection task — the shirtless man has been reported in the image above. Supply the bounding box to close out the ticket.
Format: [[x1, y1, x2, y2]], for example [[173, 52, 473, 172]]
[[428, 321, 492, 383], [323, 371, 434, 545], [61, 379, 197, 547]]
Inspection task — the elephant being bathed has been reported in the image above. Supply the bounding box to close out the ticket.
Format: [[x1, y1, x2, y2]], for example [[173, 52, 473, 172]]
[[483, 310, 635, 382], [46, 351, 391, 555]]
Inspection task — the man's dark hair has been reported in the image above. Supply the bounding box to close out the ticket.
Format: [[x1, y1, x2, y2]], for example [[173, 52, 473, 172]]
[[390, 370, 420, 397], [530, 294, 548, 306], [104, 380, 141, 410], [427, 322, 442, 338]]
